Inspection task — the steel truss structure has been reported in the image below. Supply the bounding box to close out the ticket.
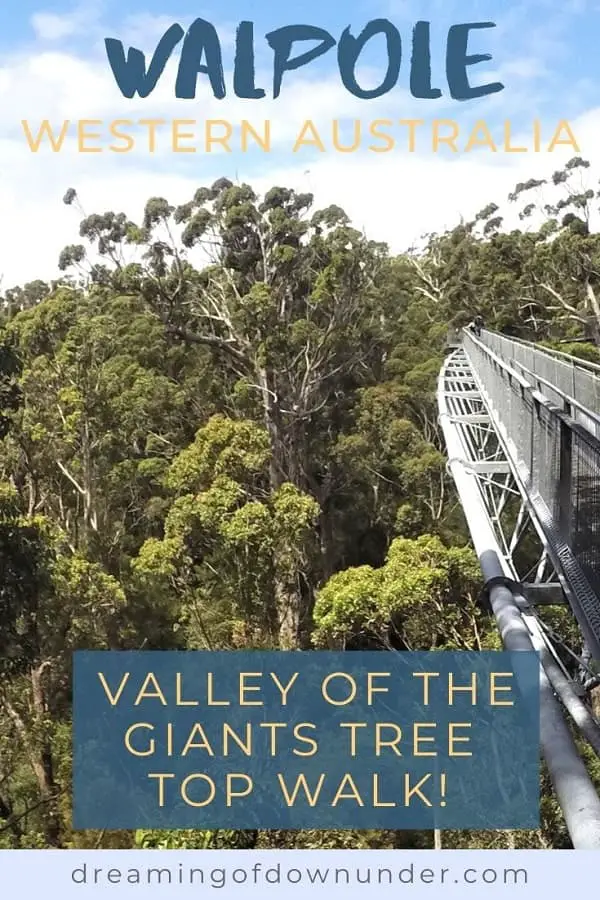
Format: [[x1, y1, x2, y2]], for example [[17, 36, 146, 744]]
[[438, 337, 600, 849]]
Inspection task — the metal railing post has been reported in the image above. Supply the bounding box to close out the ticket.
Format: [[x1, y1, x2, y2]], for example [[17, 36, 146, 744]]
[[558, 418, 573, 544]]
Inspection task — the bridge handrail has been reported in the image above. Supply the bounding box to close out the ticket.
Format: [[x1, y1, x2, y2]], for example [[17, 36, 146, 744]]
[[461, 327, 600, 660], [495, 330, 600, 376], [510, 360, 600, 432], [463, 328, 600, 450], [460, 329, 532, 389], [438, 347, 600, 849], [472, 329, 600, 431]]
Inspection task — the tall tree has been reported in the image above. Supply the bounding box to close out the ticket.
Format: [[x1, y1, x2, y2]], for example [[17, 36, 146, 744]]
[[60, 181, 390, 645]]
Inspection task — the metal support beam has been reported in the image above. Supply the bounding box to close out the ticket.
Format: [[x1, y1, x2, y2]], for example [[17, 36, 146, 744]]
[[468, 461, 511, 474], [441, 390, 481, 397], [451, 414, 491, 424], [558, 419, 573, 543], [438, 364, 600, 849], [523, 584, 567, 606]]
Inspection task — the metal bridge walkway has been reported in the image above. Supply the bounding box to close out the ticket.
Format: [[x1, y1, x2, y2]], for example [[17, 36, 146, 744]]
[[438, 328, 600, 849]]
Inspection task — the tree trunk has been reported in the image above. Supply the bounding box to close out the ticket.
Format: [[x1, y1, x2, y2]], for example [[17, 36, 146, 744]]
[[275, 579, 300, 649], [30, 664, 61, 847], [0, 789, 22, 843], [585, 281, 600, 346], [257, 368, 310, 648], [3, 665, 61, 847], [82, 418, 98, 540], [591, 684, 600, 720]]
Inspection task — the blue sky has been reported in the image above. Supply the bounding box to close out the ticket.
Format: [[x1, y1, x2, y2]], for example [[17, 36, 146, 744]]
[[0, 0, 599, 285], [10, 0, 598, 117]]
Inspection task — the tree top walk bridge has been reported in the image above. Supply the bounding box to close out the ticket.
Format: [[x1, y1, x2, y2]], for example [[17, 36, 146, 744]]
[[438, 328, 600, 849]]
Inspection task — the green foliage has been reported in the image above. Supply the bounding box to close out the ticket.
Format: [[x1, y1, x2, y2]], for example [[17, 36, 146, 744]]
[[313, 535, 485, 651], [134, 417, 319, 648], [0, 165, 596, 849]]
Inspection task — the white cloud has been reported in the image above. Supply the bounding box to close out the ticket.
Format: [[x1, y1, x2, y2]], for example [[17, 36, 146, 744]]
[[249, 112, 600, 249], [2, 12, 600, 288], [115, 12, 237, 51], [31, 2, 102, 42], [32, 13, 80, 41]]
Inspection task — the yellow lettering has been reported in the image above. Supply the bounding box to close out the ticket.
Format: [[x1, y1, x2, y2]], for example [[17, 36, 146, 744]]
[[331, 773, 363, 806], [367, 672, 390, 703], [404, 773, 432, 806], [22, 119, 70, 152], [176, 673, 198, 706], [134, 673, 167, 705], [321, 673, 357, 705], [109, 119, 134, 152], [368, 119, 394, 152], [332, 119, 360, 152], [277, 773, 325, 806], [503, 120, 527, 153], [548, 120, 579, 152], [432, 120, 458, 152], [373, 773, 395, 807], [205, 119, 232, 151], [490, 672, 514, 706], [148, 772, 174, 807], [77, 119, 102, 152], [223, 723, 252, 756], [139, 119, 165, 152], [172, 119, 196, 152], [124, 723, 154, 756], [97, 672, 129, 706], [240, 119, 270, 151], [226, 774, 253, 806], [465, 120, 497, 152], [239, 673, 263, 705], [448, 672, 477, 704], [340, 722, 367, 756], [375, 723, 402, 756], [181, 774, 216, 807], [181, 723, 214, 756], [448, 722, 472, 757], [413, 672, 439, 705], [207, 672, 230, 706], [270, 672, 298, 704], [293, 723, 318, 756], [293, 120, 325, 152], [259, 722, 286, 754], [413, 722, 437, 756], [399, 118, 424, 151]]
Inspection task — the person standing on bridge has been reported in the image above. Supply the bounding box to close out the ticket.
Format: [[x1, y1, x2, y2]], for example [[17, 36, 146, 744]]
[[474, 314, 484, 337]]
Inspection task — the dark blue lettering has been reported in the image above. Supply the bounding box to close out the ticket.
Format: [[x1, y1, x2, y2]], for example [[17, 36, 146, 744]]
[[338, 19, 401, 99], [175, 18, 225, 99], [103, 18, 505, 102], [410, 21, 441, 99], [266, 25, 336, 98], [446, 22, 504, 100], [104, 24, 184, 98], [234, 22, 265, 98]]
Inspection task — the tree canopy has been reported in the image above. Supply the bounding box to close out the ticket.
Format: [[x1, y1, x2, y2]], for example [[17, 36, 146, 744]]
[[0, 156, 598, 850]]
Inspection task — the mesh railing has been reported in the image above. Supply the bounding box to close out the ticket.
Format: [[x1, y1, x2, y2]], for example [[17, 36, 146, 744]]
[[463, 329, 600, 653], [479, 329, 600, 439]]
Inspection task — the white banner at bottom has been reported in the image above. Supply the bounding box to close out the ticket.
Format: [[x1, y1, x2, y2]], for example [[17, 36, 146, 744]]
[[0, 848, 589, 896]]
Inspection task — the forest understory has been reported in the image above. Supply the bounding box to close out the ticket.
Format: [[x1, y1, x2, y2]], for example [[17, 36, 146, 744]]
[[1, 157, 599, 849]]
